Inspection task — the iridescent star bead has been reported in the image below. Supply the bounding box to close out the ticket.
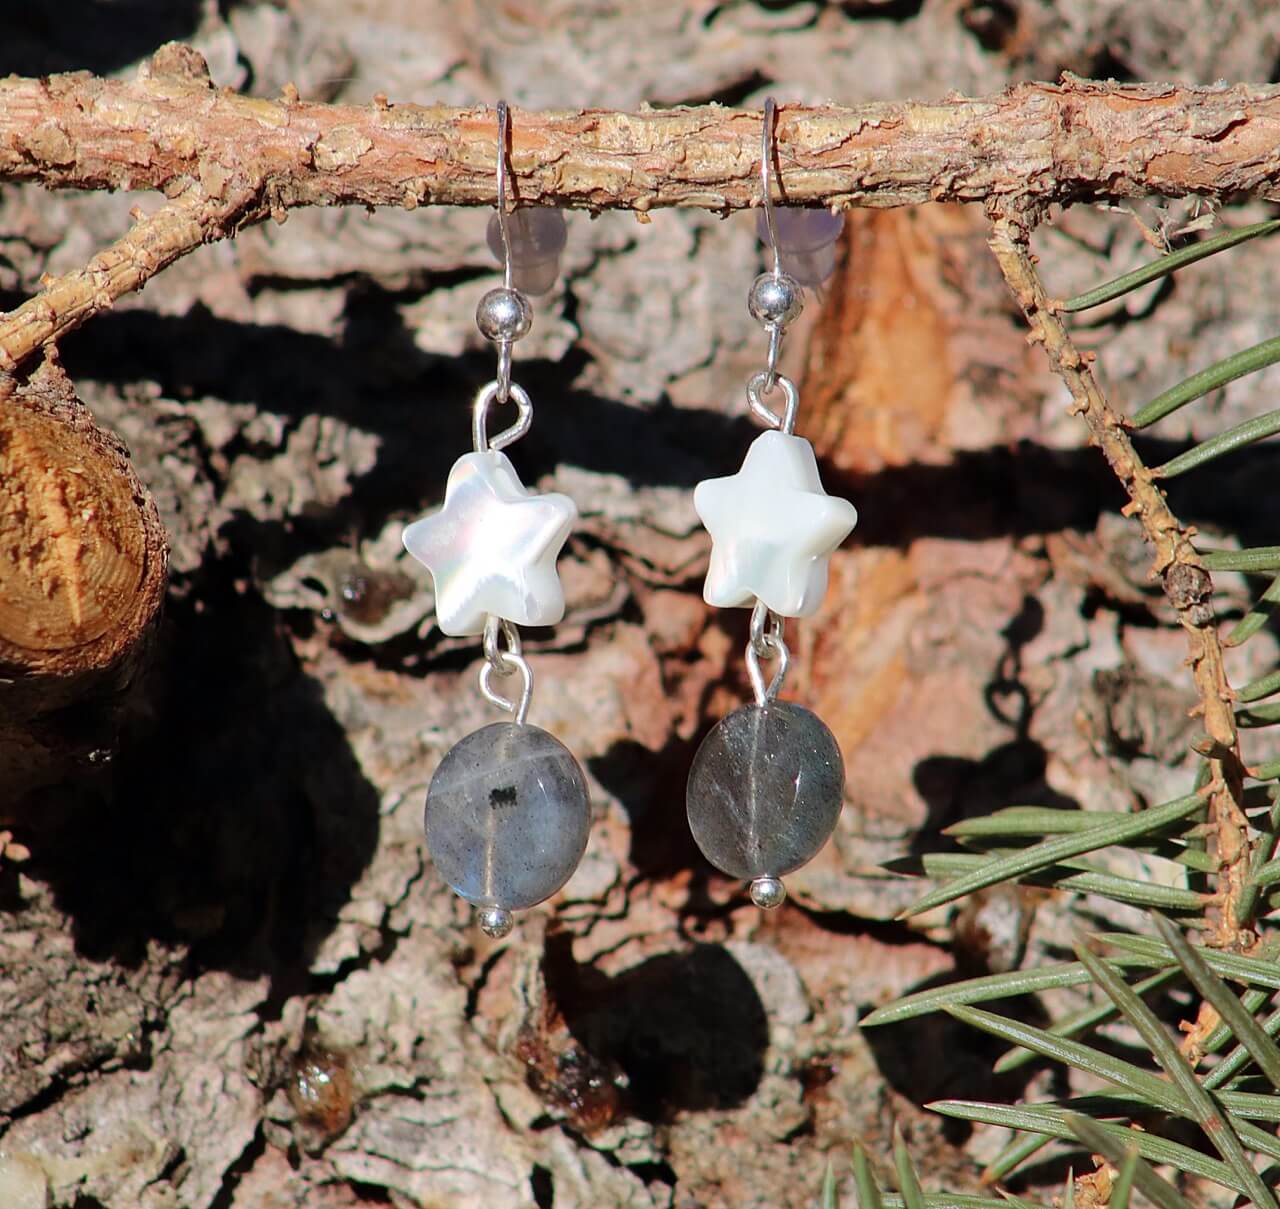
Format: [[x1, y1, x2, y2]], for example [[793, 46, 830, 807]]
[[693, 429, 857, 618], [402, 450, 576, 637]]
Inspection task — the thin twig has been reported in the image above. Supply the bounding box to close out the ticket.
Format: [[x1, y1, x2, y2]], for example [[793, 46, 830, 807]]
[[0, 189, 258, 371], [988, 214, 1253, 951]]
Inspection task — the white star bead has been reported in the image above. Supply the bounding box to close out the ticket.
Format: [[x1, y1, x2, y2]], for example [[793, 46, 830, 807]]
[[694, 429, 857, 618], [402, 450, 576, 637]]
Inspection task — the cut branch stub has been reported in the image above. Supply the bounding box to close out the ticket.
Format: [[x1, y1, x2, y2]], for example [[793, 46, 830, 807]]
[[0, 407, 144, 654], [0, 356, 168, 801]]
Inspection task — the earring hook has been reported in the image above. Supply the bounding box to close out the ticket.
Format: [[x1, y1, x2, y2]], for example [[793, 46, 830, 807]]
[[494, 100, 514, 291], [760, 97, 783, 280]]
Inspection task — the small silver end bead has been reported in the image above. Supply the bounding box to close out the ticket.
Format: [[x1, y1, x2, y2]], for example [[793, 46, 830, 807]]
[[477, 906, 515, 938], [475, 287, 533, 343], [749, 876, 787, 910], [747, 272, 803, 329]]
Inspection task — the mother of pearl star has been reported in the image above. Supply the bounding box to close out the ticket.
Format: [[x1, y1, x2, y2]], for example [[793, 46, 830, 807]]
[[694, 429, 857, 618], [402, 450, 576, 637]]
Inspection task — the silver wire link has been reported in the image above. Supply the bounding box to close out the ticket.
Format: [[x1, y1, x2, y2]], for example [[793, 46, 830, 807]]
[[480, 614, 533, 725], [473, 103, 534, 726], [746, 371, 799, 435], [473, 380, 533, 453], [764, 322, 783, 393], [746, 599, 790, 705], [473, 99, 536, 443], [495, 339, 513, 404]]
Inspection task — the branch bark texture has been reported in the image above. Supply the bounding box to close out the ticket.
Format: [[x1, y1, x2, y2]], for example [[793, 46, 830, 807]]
[[2, 53, 1279, 221], [0, 189, 258, 371]]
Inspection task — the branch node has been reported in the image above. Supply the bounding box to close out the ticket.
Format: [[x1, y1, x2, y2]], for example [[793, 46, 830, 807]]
[[143, 42, 211, 84]]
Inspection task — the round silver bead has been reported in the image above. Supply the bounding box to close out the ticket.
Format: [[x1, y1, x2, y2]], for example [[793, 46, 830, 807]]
[[747, 272, 803, 328], [477, 906, 514, 938], [475, 287, 533, 343], [750, 876, 787, 910]]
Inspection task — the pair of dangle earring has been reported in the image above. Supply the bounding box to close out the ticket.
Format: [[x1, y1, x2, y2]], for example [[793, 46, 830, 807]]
[[404, 100, 856, 934], [686, 99, 858, 910], [403, 102, 586, 939]]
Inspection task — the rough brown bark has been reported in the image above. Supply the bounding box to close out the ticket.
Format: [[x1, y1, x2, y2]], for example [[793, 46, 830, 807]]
[[0, 188, 261, 372], [3, 50, 1277, 379], [0, 354, 168, 800], [0, 58, 1277, 220], [6, 6, 1280, 1203]]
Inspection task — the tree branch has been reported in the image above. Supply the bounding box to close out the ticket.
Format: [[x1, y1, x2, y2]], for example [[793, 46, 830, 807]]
[[2, 51, 1279, 218], [0, 188, 259, 371], [4, 45, 1279, 846], [987, 215, 1252, 951]]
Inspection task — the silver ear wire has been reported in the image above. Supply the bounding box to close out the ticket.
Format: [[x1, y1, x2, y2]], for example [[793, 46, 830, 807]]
[[494, 99, 514, 291], [760, 97, 783, 280], [481, 99, 522, 402], [753, 97, 802, 393]]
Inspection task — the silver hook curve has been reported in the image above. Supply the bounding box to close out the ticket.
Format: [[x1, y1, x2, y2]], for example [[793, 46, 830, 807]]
[[472, 380, 533, 453], [479, 653, 533, 726], [746, 599, 790, 705], [495, 100, 514, 291], [746, 371, 799, 435], [760, 97, 783, 281], [480, 614, 533, 725]]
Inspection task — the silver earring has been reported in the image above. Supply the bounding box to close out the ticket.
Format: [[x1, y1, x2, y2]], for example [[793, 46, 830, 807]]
[[686, 98, 858, 910], [402, 102, 588, 939]]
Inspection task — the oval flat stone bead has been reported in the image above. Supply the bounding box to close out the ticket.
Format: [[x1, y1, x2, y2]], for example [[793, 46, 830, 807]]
[[425, 722, 591, 911], [686, 701, 844, 880]]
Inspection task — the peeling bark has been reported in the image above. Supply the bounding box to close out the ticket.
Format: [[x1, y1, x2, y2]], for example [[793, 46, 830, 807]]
[[0, 58, 1278, 221], [5, 5, 1280, 1206], [0, 189, 262, 371]]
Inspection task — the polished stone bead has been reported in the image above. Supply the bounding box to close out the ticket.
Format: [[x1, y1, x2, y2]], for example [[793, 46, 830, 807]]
[[756, 208, 846, 287], [486, 209, 568, 296], [686, 701, 844, 880], [425, 722, 591, 911]]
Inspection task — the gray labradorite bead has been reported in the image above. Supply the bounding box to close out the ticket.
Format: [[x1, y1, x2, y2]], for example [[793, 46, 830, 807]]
[[425, 722, 591, 911], [686, 701, 844, 880]]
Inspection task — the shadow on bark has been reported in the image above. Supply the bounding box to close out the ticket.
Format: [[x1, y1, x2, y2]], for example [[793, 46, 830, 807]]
[[0, 1, 204, 76], [859, 970, 1043, 1138], [23, 575, 380, 978], [544, 935, 768, 1122], [911, 592, 1082, 852], [588, 736, 705, 881], [55, 297, 1280, 558]]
